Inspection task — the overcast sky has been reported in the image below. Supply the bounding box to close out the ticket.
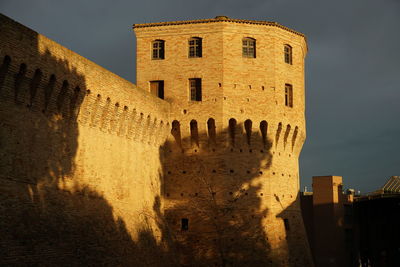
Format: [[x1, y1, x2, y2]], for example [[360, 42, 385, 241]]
[[1, 0, 399, 194]]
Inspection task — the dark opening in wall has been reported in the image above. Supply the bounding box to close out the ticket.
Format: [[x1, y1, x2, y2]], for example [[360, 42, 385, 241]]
[[283, 124, 291, 149], [69, 86, 81, 117], [29, 69, 42, 106], [292, 126, 298, 151], [181, 218, 189, 231], [56, 80, 69, 112], [189, 78, 202, 101], [150, 80, 164, 99], [190, 119, 199, 147], [14, 63, 27, 103], [275, 122, 282, 147], [44, 74, 56, 111], [0, 55, 11, 92], [284, 218, 290, 231], [171, 120, 182, 147], [229, 118, 236, 147], [260, 120, 268, 147], [244, 119, 252, 146], [207, 118, 216, 145]]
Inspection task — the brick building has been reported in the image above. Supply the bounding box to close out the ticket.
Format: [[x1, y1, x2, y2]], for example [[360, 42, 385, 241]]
[[0, 14, 313, 266]]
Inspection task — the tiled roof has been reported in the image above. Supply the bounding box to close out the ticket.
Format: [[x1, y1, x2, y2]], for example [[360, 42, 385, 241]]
[[133, 16, 306, 38], [381, 176, 400, 194]]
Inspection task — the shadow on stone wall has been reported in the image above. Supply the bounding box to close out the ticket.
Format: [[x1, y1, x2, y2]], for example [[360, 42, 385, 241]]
[[0, 14, 311, 266], [153, 124, 313, 266], [0, 21, 165, 266]]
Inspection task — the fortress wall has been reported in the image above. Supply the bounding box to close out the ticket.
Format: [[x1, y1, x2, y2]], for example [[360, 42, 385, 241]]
[[0, 14, 170, 265]]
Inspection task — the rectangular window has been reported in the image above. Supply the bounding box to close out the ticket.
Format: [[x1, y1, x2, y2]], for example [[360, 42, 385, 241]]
[[284, 45, 292, 64], [152, 40, 165, 60], [285, 84, 293, 107], [181, 218, 189, 231], [189, 78, 202, 101], [243, 38, 256, 58], [150, 80, 164, 99], [188, 38, 202, 58]]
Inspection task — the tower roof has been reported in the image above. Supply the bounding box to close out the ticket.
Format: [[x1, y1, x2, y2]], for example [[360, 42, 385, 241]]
[[133, 16, 306, 38]]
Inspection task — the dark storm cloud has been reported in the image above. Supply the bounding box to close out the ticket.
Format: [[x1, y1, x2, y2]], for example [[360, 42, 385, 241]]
[[1, 0, 399, 193]]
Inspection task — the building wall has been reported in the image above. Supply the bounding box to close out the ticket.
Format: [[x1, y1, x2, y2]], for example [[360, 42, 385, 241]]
[[135, 19, 312, 266], [0, 14, 171, 266]]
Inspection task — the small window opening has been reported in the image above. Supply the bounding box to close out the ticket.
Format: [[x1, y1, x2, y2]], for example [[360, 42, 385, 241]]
[[152, 40, 165, 59], [285, 84, 293, 107], [181, 218, 189, 231], [242, 37, 256, 58], [188, 37, 202, 58], [244, 119, 252, 146], [150, 80, 164, 99], [189, 78, 202, 101], [229, 118, 237, 147], [190, 120, 199, 147], [284, 45, 292, 64]]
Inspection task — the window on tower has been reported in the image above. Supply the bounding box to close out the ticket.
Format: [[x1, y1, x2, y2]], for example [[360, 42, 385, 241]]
[[152, 40, 165, 60], [284, 44, 292, 64], [285, 84, 293, 107], [189, 78, 202, 101], [150, 80, 164, 99], [242, 37, 256, 58], [188, 37, 202, 58]]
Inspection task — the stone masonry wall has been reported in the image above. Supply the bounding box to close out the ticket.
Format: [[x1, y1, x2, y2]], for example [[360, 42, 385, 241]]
[[0, 14, 171, 266]]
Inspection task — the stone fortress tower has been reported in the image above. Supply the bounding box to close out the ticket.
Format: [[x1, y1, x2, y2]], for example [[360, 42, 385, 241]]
[[134, 16, 312, 266]]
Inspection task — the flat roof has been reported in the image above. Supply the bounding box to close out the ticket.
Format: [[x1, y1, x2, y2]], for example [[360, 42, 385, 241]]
[[133, 16, 306, 38]]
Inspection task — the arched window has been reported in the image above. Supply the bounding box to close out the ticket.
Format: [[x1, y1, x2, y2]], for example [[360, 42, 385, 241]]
[[284, 44, 292, 64], [229, 118, 237, 147], [190, 119, 199, 147], [207, 118, 216, 145], [260, 120, 268, 147], [244, 119, 252, 146], [152, 40, 165, 60], [242, 38, 256, 58], [188, 37, 202, 58]]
